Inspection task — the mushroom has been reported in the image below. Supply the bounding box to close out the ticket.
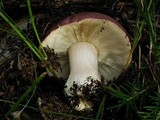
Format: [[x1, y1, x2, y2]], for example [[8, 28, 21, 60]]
[[42, 12, 131, 111]]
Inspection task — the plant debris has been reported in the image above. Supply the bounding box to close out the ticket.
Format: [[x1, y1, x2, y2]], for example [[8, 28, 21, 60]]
[[0, 0, 160, 120]]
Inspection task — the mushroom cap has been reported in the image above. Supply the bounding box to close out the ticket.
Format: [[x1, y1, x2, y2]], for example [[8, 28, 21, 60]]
[[42, 12, 131, 83]]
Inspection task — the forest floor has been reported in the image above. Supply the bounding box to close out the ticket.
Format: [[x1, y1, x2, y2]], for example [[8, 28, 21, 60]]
[[0, 0, 160, 120]]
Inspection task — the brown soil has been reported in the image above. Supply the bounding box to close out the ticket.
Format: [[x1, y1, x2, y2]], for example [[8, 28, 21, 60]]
[[0, 0, 160, 120]]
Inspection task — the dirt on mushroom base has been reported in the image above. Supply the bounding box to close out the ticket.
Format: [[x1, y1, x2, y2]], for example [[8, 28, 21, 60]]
[[0, 0, 159, 120]]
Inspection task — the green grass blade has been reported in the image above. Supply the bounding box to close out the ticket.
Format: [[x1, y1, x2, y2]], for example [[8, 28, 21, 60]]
[[5, 72, 47, 117], [131, 19, 145, 56], [0, 27, 17, 35], [0, 0, 4, 9], [0, 99, 38, 111], [13, 87, 36, 119], [0, 10, 44, 61], [95, 95, 106, 120], [145, 0, 157, 49], [26, 0, 47, 60]]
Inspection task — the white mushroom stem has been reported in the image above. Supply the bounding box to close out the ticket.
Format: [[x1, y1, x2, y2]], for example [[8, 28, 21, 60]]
[[64, 42, 101, 110]]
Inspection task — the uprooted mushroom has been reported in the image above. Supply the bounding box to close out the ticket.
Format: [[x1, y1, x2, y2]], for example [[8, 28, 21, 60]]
[[42, 12, 131, 111]]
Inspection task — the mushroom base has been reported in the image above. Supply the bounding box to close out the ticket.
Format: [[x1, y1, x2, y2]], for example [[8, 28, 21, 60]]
[[69, 97, 93, 111], [67, 76, 103, 111], [67, 76, 101, 96]]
